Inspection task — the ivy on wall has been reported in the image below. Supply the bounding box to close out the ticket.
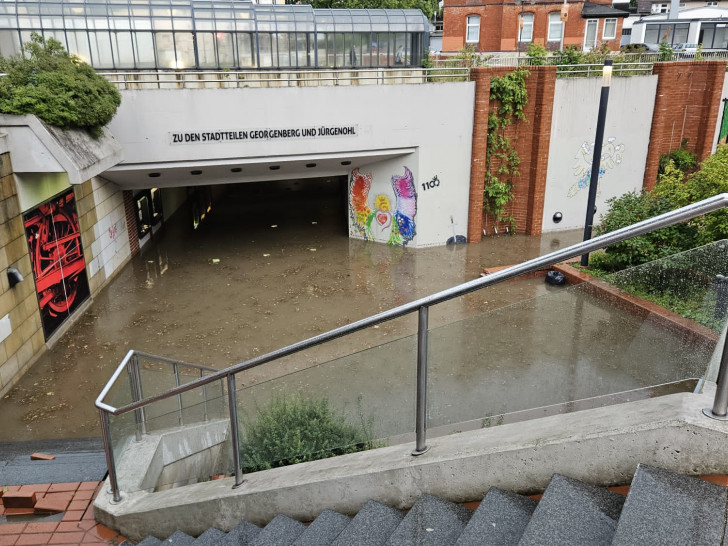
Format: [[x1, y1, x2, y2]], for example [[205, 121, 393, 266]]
[[484, 68, 529, 231]]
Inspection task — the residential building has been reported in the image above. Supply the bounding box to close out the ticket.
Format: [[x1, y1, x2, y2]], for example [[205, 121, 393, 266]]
[[442, 0, 628, 52]]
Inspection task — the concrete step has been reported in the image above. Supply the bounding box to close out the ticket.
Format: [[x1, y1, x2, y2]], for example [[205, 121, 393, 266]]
[[612, 464, 728, 545], [386, 493, 473, 546], [163, 530, 196, 544], [455, 487, 538, 546], [518, 474, 625, 546], [192, 527, 227, 545], [136, 538, 163, 546], [252, 514, 306, 545], [220, 520, 261, 545], [293, 509, 351, 545], [330, 500, 404, 546]]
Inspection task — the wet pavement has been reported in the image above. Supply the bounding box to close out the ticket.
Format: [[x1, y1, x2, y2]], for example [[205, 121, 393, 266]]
[[0, 178, 586, 442]]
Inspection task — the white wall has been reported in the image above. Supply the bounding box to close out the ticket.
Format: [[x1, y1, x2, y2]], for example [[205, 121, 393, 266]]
[[86, 177, 131, 285], [107, 83, 475, 247], [541, 75, 658, 233]]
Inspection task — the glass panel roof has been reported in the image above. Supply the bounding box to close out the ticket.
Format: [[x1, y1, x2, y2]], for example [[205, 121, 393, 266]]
[[0, 1, 427, 32]]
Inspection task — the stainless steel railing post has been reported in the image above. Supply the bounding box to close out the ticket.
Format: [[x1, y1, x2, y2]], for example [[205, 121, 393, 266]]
[[99, 409, 122, 503], [130, 354, 146, 440], [201, 369, 209, 422], [173, 362, 184, 426], [704, 332, 728, 420], [412, 305, 430, 456], [227, 374, 245, 488]]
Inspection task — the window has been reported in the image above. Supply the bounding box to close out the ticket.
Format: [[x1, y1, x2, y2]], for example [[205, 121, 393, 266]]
[[466, 15, 480, 43], [603, 18, 617, 40], [708, 1, 718, 5], [584, 19, 598, 50], [651, 3, 669, 13], [519, 13, 534, 42], [548, 12, 563, 42]]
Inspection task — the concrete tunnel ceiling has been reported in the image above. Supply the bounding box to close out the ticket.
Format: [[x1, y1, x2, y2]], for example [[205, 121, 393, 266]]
[[101, 148, 416, 190]]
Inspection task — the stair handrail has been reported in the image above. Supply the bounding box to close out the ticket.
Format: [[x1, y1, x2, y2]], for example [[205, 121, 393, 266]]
[[96, 192, 728, 503]]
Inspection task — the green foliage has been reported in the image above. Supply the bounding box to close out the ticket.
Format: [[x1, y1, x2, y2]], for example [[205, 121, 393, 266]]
[[553, 46, 584, 65], [526, 43, 548, 66], [241, 392, 375, 473], [454, 44, 486, 67], [696, 43, 704, 61], [593, 145, 728, 272], [483, 69, 529, 230], [658, 146, 698, 176], [658, 41, 673, 61], [0, 33, 120, 136], [591, 190, 696, 271]]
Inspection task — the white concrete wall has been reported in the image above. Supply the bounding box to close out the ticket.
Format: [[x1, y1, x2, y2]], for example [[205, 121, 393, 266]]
[[107, 83, 475, 247], [85, 178, 131, 288], [541, 75, 658, 233]]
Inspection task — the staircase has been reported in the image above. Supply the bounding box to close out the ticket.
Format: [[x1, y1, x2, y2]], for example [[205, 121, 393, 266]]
[[125, 464, 728, 545]]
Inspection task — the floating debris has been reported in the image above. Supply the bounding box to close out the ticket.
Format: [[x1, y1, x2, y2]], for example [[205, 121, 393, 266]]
[[309, 248, 317, 252], [271, 224, 278, 228], [211, 258, 221, 264], [263, 253, 271, 257]]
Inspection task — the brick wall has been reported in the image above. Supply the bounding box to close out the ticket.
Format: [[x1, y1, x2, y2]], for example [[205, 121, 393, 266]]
[[467, 66, 557, 242], [0, 152, 45, 398], [443, 1, 622, 53], [642, 61, 726, 191]]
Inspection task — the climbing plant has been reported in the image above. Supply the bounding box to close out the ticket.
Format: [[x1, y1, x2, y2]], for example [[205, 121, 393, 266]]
[[483, 68, 529, 231]]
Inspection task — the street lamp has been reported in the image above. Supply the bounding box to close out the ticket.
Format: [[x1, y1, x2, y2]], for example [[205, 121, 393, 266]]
[[580, 58, 613, 267]]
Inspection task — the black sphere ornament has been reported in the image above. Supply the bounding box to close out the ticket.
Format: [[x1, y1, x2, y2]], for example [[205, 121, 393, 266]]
[[552, 212, 563, 223]]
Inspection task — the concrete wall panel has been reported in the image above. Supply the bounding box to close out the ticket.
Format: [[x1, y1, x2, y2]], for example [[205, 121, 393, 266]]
[[541, 75, 657, 233]]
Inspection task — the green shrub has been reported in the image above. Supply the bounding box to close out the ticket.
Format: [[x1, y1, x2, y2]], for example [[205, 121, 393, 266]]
[[241, 392, 375, 473], [526, 43, 548, 66], [0, 33, 121, 136], [658, 146, 697, 176], [658, 41, 673, 61], [592, 190, 696, 271]]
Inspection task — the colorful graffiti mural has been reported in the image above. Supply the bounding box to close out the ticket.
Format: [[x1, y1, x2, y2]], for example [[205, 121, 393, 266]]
[[24, 189, 90, 339], [349, 167, 417, 246], [568, 137, 625, 197]]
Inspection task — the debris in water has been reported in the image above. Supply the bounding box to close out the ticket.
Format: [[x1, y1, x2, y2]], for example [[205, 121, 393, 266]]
[[263, 254, 271, 257], [211, 258, 221, 264], [311, 221, 318, 225], [309, 248, 317, 252], [271, 225, 278, 228]]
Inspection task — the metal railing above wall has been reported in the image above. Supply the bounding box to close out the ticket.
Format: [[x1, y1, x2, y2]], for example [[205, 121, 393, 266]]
[[99, 68, 471, 90], [96, 193, 728, 503]]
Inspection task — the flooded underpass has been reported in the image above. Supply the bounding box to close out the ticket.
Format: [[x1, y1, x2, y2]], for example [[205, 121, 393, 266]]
[[0, 178, 717, 444]]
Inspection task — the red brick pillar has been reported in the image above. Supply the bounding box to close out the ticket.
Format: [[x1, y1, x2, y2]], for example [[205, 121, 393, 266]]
[[516, 66, 557, 236], [643, 61, 726, 191], [467, 68, 492, 244]]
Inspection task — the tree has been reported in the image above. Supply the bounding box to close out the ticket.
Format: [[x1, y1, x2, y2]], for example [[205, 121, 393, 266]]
[[0, 33, 121, 136], [287, 0, 437, 19]]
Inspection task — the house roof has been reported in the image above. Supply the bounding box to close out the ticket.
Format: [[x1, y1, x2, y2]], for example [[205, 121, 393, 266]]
[[582, 2, 630, 17]]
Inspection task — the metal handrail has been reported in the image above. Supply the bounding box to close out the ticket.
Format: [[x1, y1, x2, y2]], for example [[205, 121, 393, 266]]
[[96, 193, 728, 502], [99, 67, 471, 89]]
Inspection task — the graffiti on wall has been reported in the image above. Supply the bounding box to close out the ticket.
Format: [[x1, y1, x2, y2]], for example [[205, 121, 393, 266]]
[[568, 137, 625, 197], [349, 167, 417, 246], [24, 189, 90, 339]]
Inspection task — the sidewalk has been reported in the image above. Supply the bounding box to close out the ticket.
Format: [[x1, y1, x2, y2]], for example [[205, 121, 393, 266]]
[[0, 481, 127, 545]]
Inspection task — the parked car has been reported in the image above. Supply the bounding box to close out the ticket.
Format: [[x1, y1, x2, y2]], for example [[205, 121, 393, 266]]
[[621, 43, 660, 53], [673, 43, 699, 53]]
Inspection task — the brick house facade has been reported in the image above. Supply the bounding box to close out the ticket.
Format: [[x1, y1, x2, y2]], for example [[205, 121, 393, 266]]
[[442, 0, 628, 53]]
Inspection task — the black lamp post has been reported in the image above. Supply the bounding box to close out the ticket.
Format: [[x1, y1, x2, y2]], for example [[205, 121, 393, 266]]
[[580, 58, 613, 267]]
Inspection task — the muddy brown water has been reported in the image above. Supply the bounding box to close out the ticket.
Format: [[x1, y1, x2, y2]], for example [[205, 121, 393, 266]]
[[0, 178, 617, 442]]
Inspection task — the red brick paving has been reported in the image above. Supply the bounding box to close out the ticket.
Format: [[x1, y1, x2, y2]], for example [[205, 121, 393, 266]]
[[0, 482, 125, 545]]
